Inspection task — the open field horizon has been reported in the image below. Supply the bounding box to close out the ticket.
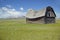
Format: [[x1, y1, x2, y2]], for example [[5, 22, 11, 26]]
[[0, 19, 60, 40]]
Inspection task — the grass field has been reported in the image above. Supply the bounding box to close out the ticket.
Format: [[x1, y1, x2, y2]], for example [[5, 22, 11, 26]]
[[0, 19, 60, 40]]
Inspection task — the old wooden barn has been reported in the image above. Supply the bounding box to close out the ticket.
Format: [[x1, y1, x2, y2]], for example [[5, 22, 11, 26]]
[[26, 6, 56, 24]]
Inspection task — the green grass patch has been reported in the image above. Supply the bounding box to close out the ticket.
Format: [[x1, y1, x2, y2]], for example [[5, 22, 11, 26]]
[[0, 19, 60, 40]]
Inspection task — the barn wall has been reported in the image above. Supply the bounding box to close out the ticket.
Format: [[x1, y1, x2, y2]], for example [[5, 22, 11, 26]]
[[26, 17, 45, 24], [45, 17, 55, 24]]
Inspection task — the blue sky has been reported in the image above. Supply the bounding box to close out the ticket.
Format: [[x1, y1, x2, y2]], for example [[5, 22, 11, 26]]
[[0, 0, 60, 18]]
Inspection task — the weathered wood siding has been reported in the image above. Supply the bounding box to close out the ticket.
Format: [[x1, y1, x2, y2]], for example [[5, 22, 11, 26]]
[[45, 17, 55, 24], [26, 17, 45, 24], [26, 17, 55, 24]]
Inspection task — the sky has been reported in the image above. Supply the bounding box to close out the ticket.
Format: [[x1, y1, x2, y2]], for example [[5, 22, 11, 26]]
[[0, 0, 60, 18]]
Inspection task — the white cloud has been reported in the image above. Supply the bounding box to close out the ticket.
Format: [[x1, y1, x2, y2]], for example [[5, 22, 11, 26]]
[[2, 7, 8, 11], [20, 7, 24, 11], [0, 6, 26, 18]]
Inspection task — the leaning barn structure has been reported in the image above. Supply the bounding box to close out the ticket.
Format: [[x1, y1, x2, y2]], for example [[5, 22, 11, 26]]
[[26, 6, 56, 24]]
